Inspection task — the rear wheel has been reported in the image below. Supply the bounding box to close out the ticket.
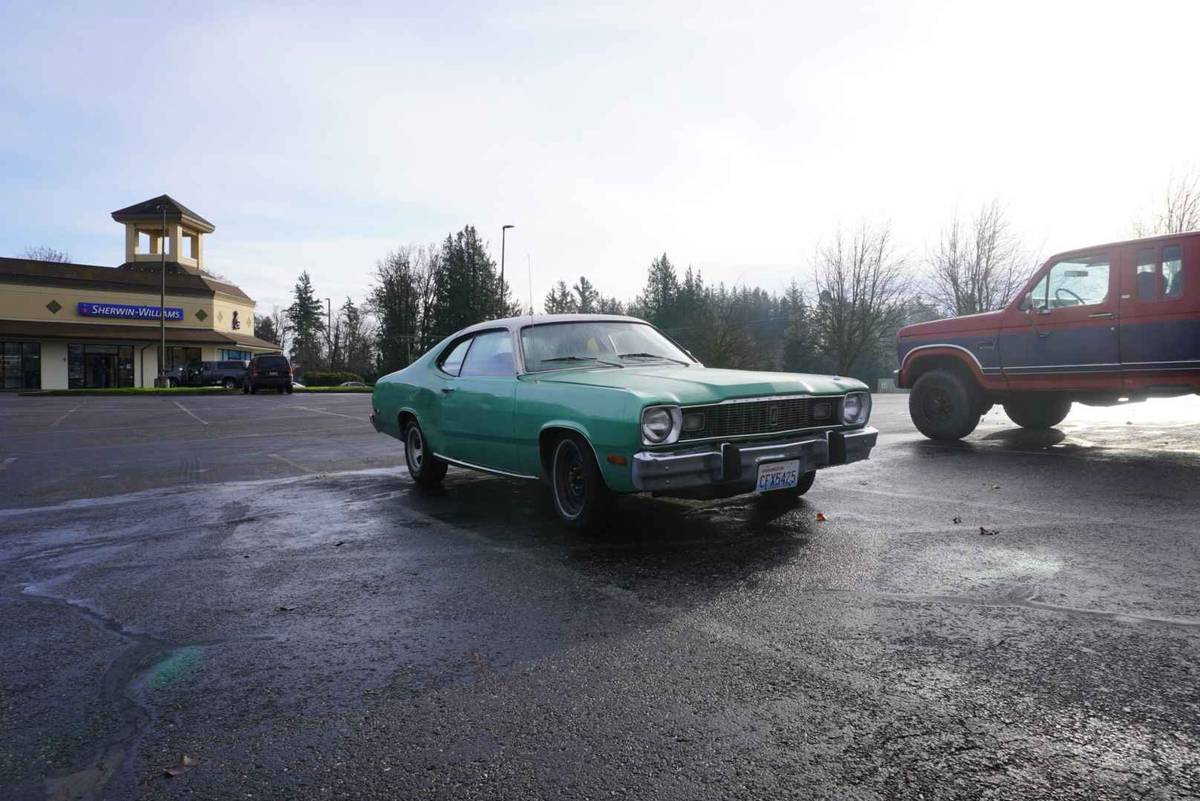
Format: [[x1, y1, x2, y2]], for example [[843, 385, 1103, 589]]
[[1003, 395, 1072, 429], [909, 369, 981, 441], [404, 420, 447, 486], [284, 385, 293, 394], [223, 377, 236, 390], [550, 435, 612, 530]]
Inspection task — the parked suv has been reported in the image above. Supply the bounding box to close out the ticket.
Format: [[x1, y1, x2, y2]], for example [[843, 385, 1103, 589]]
[[896, 232, 1198, 440], [244, 354, 293, 394], [184, 360, 248, 390]]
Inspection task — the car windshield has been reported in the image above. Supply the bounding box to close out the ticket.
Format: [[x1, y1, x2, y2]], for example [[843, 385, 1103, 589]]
[[520, 321, 694, 372]]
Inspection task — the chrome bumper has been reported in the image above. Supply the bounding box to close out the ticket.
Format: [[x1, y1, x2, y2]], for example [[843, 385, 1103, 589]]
[[631, 427, 878, 494]]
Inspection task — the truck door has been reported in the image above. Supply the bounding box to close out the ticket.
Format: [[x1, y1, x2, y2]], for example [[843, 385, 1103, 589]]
[[998, 251, 1120, 390], [1120, 240, 1198, 388]]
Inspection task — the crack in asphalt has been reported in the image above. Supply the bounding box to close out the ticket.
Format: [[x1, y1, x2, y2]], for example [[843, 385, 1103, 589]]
[[8, 584, 273, 801]]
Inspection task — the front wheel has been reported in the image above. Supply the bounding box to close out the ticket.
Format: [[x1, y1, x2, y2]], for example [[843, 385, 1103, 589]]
[[551, 435, 612, 530], [404, 421, 447, 487], [223, 378, 236, 390], [1003, 395, 1072, 429], [909, 369, 981, 441]]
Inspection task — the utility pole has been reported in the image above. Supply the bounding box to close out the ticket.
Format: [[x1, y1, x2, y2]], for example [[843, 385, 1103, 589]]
[[326, 297, 332, 369], [500, 224, 514, 316]]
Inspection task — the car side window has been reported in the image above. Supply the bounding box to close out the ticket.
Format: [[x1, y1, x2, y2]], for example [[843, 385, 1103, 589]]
[[1136, 248, 1160, 299], [1043, 254, 1110, 309], [459, 330, 514, 377], [438, 337, 472, 376]]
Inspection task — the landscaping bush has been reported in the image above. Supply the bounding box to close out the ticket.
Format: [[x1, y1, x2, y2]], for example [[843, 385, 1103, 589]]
[[299, 370, 363, 386]]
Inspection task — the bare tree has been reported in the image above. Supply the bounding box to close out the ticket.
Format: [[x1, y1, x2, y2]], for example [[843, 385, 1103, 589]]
[[22, 246, 71, 262], [1135, 170, 1200, 236], [813, 222, 911, 375], [926, 201, 1026, 317]]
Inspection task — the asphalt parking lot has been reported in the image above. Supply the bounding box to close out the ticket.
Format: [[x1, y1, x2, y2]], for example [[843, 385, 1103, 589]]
[[2, 391, 1199, 800]]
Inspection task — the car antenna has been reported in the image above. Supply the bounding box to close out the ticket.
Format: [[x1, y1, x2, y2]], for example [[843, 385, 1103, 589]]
[[527, 254, 534, 324]]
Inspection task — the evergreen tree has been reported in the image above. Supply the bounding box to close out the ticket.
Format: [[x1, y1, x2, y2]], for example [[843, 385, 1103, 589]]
[[339, 297, 375, 378], [573, 276, 600, 313], [371, 247, 437, 372], [635, 253, 680, 327], [426, 226, 507, 342], [286, 271, 325, 369], [543, 280, 577, 314]]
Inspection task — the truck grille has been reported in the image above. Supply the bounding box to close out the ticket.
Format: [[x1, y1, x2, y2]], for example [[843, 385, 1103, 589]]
[[679, 396, 834, 441]]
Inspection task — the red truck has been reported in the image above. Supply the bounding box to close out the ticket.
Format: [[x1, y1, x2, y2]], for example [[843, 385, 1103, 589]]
[[896, 232, 1198, 440]]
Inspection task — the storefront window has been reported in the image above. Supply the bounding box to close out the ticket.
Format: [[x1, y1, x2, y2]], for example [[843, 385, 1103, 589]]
[[0, 342, 40, 390], [220, 349, 251, 361], [164, 346, 202, 372], [67, 344, 137, 388]]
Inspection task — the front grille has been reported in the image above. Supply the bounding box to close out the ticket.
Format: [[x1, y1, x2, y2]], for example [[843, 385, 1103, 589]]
[[680, 396, 835, 441]]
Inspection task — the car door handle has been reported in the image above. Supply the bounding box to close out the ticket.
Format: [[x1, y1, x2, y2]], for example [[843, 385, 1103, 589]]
[[441, 387, 455, 394], [1087, 312, 1115, 319], [976, 340, 995, 350], [1037, 331, 1050, 339]]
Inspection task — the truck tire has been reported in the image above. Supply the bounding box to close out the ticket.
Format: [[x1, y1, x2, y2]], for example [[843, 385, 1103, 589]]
[[909, 369, 981, 441], [1003, 395, 1072, 430]]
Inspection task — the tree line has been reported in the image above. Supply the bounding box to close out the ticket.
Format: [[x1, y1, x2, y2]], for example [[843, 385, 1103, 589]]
[[255, 172, 1200, 385]]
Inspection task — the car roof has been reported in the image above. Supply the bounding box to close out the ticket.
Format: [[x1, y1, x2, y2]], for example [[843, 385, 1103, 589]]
[[457, 313, 646, 336]]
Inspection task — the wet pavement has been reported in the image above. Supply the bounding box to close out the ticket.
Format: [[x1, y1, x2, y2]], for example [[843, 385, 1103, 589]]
[[1, 392, 1198, 800]]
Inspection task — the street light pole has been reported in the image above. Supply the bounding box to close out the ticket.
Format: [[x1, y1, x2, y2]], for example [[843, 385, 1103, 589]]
[[158, 203, 167, 386], [500, 224, 514, 315], [326, 297, 332, 368]]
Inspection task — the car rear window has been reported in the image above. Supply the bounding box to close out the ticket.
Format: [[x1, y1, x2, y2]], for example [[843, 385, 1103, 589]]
[[257, 356, 288, 369]]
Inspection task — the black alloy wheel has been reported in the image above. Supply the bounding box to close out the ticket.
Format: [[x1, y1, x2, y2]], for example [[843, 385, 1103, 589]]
[[551, 435, 612, 530]]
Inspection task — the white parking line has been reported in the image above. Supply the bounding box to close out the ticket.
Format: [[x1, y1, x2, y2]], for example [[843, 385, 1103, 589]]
[[174, 401, 209, 426], [48, 403, 82, 429], [292, 405, 365, 421], [269, 453, 314, 473]]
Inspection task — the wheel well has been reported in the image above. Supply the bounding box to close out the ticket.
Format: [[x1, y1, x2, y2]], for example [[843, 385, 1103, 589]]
[[538, 427, 576, 478], [397, 410, 416, 434], [908, 355, 981, 392]]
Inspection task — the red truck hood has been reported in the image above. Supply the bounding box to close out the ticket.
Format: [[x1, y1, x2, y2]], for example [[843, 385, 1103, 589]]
[[898, 310, 1004, 339]]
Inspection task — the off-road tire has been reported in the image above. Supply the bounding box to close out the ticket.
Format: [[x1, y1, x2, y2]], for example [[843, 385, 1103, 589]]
[[1003, 395, 1072, 430], [550, 434, 612, 531], [404, 421, 447, 487], [909, 369, 981, 441]]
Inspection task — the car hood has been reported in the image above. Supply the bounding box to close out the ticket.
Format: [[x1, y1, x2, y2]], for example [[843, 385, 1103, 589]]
[[529, 365, 866, 405], [898, 309, 1005, 339]]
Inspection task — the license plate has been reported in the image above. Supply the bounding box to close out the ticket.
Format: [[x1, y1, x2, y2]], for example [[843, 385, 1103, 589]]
[[269, 371, 279, 376], [755, 459, 800, 493]]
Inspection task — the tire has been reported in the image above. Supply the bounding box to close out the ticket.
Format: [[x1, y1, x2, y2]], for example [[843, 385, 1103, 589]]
[[404, 421, 447, 487], [909, 369, 981, 441], [550, 434, 612, 531], [285, 385, 294, 394], [223, 378, 236, 390], [757, 470, 816, 508], [250, 385, 258, 395], [242, 384, 249, 395], [1003, 395, 1072, 430]]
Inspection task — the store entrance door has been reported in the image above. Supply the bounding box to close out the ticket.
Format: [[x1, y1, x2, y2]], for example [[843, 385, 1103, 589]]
[[84, 352, 117, 388]]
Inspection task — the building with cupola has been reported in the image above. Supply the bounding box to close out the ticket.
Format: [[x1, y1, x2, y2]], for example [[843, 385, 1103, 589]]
[[0, 195, 279, 389]]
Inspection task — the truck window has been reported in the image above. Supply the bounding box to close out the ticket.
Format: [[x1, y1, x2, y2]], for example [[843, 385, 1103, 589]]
[[1163, 245, 1183, 298], [1136, 248, 1160, 299], [1043, 255, 1110, 308]]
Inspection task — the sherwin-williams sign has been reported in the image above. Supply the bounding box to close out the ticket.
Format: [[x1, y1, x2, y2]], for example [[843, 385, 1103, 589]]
[[77, 302, 185, 321]]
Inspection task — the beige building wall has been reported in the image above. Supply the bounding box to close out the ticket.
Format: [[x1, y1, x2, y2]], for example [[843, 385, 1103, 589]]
[[212, 294, 256, 335], [0, 282, 213, 330]]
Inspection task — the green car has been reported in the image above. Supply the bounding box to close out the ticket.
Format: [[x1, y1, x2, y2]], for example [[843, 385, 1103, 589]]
[[371, 315, 878, 528]]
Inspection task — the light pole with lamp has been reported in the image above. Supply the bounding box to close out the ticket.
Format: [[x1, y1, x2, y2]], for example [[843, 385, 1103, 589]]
[[157, 202, 167, 386]]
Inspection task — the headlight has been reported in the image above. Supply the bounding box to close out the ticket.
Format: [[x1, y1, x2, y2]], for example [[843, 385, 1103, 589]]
[[641, 405, 682, 445], [842, 391, 870, 425]]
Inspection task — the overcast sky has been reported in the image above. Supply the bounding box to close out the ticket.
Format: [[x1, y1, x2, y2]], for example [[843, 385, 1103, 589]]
[[2, 0, 1197, 312]]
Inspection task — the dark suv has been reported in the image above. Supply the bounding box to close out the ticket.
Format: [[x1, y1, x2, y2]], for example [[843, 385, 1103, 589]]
[[184, 360, 248, 390], [244, 354, 293, 394]]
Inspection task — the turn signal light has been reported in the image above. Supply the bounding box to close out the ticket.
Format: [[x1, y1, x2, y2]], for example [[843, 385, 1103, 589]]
[[607, 454, 627, 466]]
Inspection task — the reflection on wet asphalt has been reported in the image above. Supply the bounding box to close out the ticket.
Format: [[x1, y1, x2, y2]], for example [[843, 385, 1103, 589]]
[[1, 392, 1198, 799]]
